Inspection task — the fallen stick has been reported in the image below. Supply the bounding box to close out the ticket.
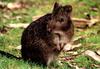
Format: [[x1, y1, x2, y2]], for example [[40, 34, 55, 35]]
[[7, 17, 99, 29]]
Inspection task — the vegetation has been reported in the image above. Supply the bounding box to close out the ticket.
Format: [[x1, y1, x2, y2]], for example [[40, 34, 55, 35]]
[[0, 0, 100, 69]]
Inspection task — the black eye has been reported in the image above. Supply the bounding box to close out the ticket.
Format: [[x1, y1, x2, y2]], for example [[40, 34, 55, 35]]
[[59, 18, 64, 22], [62, 22, 71, 31]]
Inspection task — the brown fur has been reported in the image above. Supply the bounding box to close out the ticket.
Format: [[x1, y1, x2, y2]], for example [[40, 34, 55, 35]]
[[21, 2, 74, 66]]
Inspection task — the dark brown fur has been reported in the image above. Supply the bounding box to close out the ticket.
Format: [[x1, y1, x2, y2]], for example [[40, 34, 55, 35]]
[[21, 2, 74, 66]]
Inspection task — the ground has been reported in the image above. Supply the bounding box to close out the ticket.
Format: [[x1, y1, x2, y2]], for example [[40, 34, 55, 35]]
[[0, 0, 100, 69]]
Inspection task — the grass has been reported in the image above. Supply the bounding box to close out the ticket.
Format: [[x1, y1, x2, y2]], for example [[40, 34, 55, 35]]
[[0, 55, 46, 69], [0, 0, 100, 69], [74, 55, 98, 69]]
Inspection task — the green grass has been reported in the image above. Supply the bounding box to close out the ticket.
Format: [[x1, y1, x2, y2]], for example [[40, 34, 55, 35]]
[[74, 55, 100, 69], [0, 55, 46, 69], [0, 0, 100, 69]]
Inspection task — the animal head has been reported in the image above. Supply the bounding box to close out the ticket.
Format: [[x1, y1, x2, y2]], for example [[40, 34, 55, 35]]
[[47, 2, 74, 41]]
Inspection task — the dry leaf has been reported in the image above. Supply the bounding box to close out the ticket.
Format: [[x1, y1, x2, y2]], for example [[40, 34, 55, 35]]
[[88, 19, 99, 27], [67, 62, 86, 69], [97, 50, 100, 55], [0, 1, 6, 9], [92, 64, 100, 68], [84, 50, 100, 62], [15, 45, 21, 50], [7, 2, 25, 10], [63, 43, 82, 51], [67, 51, 78, 55], [63, 36, 83, 51], [72, 17, 99, 28], [8, 23, 29, 28], [72, 18, 89, 28], [72, 36, 85, 44]]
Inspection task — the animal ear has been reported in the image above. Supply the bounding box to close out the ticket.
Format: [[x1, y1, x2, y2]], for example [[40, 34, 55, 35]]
[[53, 2, 60, 12], [64, 5, 72, 12]]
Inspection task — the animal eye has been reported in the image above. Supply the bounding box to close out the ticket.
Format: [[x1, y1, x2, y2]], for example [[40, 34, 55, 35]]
[[59, 18, 64, 22]]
